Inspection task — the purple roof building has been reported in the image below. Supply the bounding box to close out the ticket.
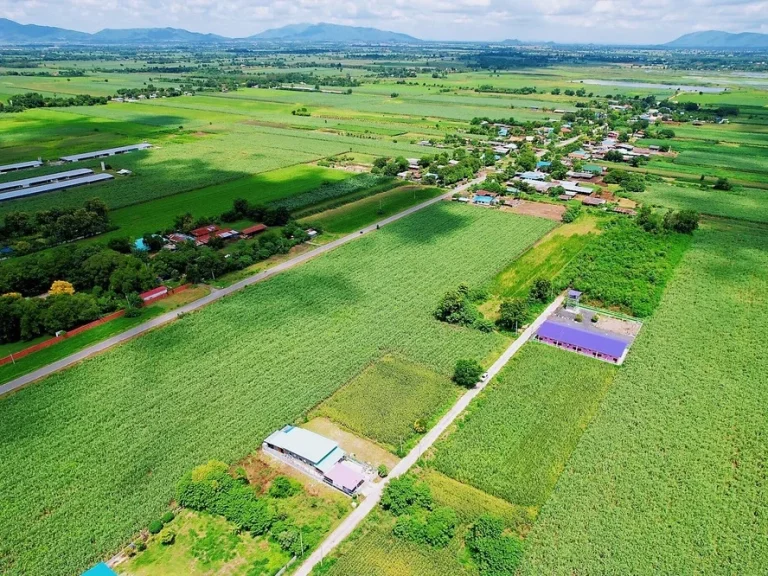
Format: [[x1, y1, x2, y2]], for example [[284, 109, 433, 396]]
[[536, 320, 629, 364]]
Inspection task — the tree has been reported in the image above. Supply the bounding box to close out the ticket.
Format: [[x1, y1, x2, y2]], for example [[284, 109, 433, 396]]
[[453, 359, 483, 388], [434, 289, 475, 326], [713, 177, 732, 191], [497, 298, 527, 332], [49, 280, 75, 295], [109, 257, 154, 295], [381, 476, 433, 516], [529, 278, 552, 303], [516, 149, 537, 172]]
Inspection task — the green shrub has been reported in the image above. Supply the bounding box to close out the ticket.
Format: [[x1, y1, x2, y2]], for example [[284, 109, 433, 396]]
[[467, 514, 523, 576], [160, 511, 175, 524], [377, 464, 389, 478], [453, 359, 483, 388], [160, 529, 176, 546], [268, 476, 301, 499], [381, 475, 433, 516], [575, 313, 583, 322], [148, 520, 163, 535]]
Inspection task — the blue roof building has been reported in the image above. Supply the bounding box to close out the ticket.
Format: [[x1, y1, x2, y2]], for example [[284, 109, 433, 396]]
[[473, 195, 496, 206], [536, 320, 629, 364], [537, 161, 552, 169], [82, 563, 117, 576]]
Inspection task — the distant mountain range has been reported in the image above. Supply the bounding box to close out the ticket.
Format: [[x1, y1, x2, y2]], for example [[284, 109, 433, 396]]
[[249, 23, 420, 43], [665, 30, 768, 49], [0, 18, 419, 44]]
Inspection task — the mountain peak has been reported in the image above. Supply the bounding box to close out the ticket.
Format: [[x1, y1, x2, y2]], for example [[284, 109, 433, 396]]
[[665, 30, 768, 49]]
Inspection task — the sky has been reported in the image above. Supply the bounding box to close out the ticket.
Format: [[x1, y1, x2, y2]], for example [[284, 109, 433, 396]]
[[3, 0, 768, 44]]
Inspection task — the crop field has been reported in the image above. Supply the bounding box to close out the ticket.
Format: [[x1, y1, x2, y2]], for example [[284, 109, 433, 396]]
[[519, 220, 768, 575], [0, 203, 553, 576], [310, 354, 462, 451], [323, 468, 531, 576], [300, 185, 444, 235], [632, 181, 768, 223], [430, 344, 617, 508]]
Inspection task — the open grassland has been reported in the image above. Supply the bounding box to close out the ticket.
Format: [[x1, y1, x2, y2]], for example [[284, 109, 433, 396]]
[[632, 181, 768, 223], [0, 203, 554, 576], [310, 354, 462, 451], [519, 220, 768, 575], [430, 344, 617, 508]]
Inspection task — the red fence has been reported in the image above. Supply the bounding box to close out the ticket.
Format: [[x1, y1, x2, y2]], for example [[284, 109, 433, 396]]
[[0, 284, 193, 368]]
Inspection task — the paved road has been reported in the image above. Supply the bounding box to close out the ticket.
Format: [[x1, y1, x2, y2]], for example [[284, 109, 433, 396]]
[[0, 177, 484, 398], [294, 294, 566, 576]]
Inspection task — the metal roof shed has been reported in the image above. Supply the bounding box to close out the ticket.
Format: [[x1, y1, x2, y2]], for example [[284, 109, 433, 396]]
[[536, 320, 628, 359], [264, 425, 341, 467], [0, 160, 43, 173], [60, 143, 151, 163]]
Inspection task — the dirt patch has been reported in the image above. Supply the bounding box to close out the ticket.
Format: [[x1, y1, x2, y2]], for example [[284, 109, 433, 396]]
[[617, 197, 638, 208], [596, 315, 643, 338], [304, 417, 400, 470], [238, 451, 339, 498], [504, 200, 565, 221], [191, 131, 208, 137]]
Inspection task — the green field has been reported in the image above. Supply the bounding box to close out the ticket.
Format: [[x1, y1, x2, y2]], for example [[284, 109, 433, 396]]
[[323, 469, 532, 576], [311, 354, 462, 451], [519, 220, 768, 574], [631, 181, 768, 223], [301, 185, 444, 235], [0, 203, 554, 576], [430, 344, 617, 508]]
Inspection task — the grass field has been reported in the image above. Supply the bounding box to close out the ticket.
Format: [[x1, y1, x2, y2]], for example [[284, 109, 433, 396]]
[[0, 203, 554, 576], [301, 186, 444, 235], [630, 181, 768, 223], [430, 344, 617, 508], [519, 220, 768, 574], [310, 354, 462, 452]]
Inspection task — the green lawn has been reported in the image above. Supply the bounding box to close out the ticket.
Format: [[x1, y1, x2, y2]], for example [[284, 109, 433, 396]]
[[519, 220, 768, 575], [310, 354, 462, 452], [0, 203, 554, 576], [430, 344, 617, 508]]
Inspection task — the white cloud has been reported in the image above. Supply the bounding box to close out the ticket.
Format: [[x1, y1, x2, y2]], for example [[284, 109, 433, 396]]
[[2, 0, 767, 43]]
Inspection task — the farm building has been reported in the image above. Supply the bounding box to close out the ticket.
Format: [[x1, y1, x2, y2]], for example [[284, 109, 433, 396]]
[[518, 171, 546, 181], [60, 143, 151, 163], [473, 194, 498, 206], [0, 160, 42, 174], [0, 172, 113, 203], [582, 163, 603, 174], [240, 224, 268, 237], [559, 181, 591, 195], [535, 320, 628, 364], [167, 233, 194, 244], [263, 425, 365, 495], [139, 286, 168, 303], [582, 197, 607, 206], [613, 206, 637, 216], [0, 168, 93, 193]]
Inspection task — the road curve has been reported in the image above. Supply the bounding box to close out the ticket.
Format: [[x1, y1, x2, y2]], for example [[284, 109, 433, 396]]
[[293, 294, 566, 576], [0, 178, 484, 398]]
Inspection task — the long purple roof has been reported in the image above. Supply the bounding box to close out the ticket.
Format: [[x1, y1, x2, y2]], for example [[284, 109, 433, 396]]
[[537, 320, 628, 358]]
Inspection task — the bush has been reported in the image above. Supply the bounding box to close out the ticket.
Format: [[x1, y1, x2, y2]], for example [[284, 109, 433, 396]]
[[467, 514, 523, 576], [160, 529, 176, 546], [413, 419, 427, 434], [562, 204, 581, 223], [148, 520, 163, 535], [377, 464, 389, 478], [381, 475, 433, 516], [497, 298, 527, 332], [575, 313, 583, 322], [268, 476, 301, 499], [529, 278, 552, 304], [161, 511, 175, 524], [135, 540, 146, 552], [453, 358, 484, 388], [713, 177, 732, 191]]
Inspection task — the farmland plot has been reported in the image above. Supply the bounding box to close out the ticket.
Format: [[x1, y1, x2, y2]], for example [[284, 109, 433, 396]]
[[0, 203, 554, 576], [519, 220, 768, 575], [430, 344, 616, 508]]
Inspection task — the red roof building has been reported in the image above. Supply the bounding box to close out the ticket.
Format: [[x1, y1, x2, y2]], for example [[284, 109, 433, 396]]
[[190, 224, 219, 238], [139, 286, 168, 303], [241, 224, 268, 237]]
